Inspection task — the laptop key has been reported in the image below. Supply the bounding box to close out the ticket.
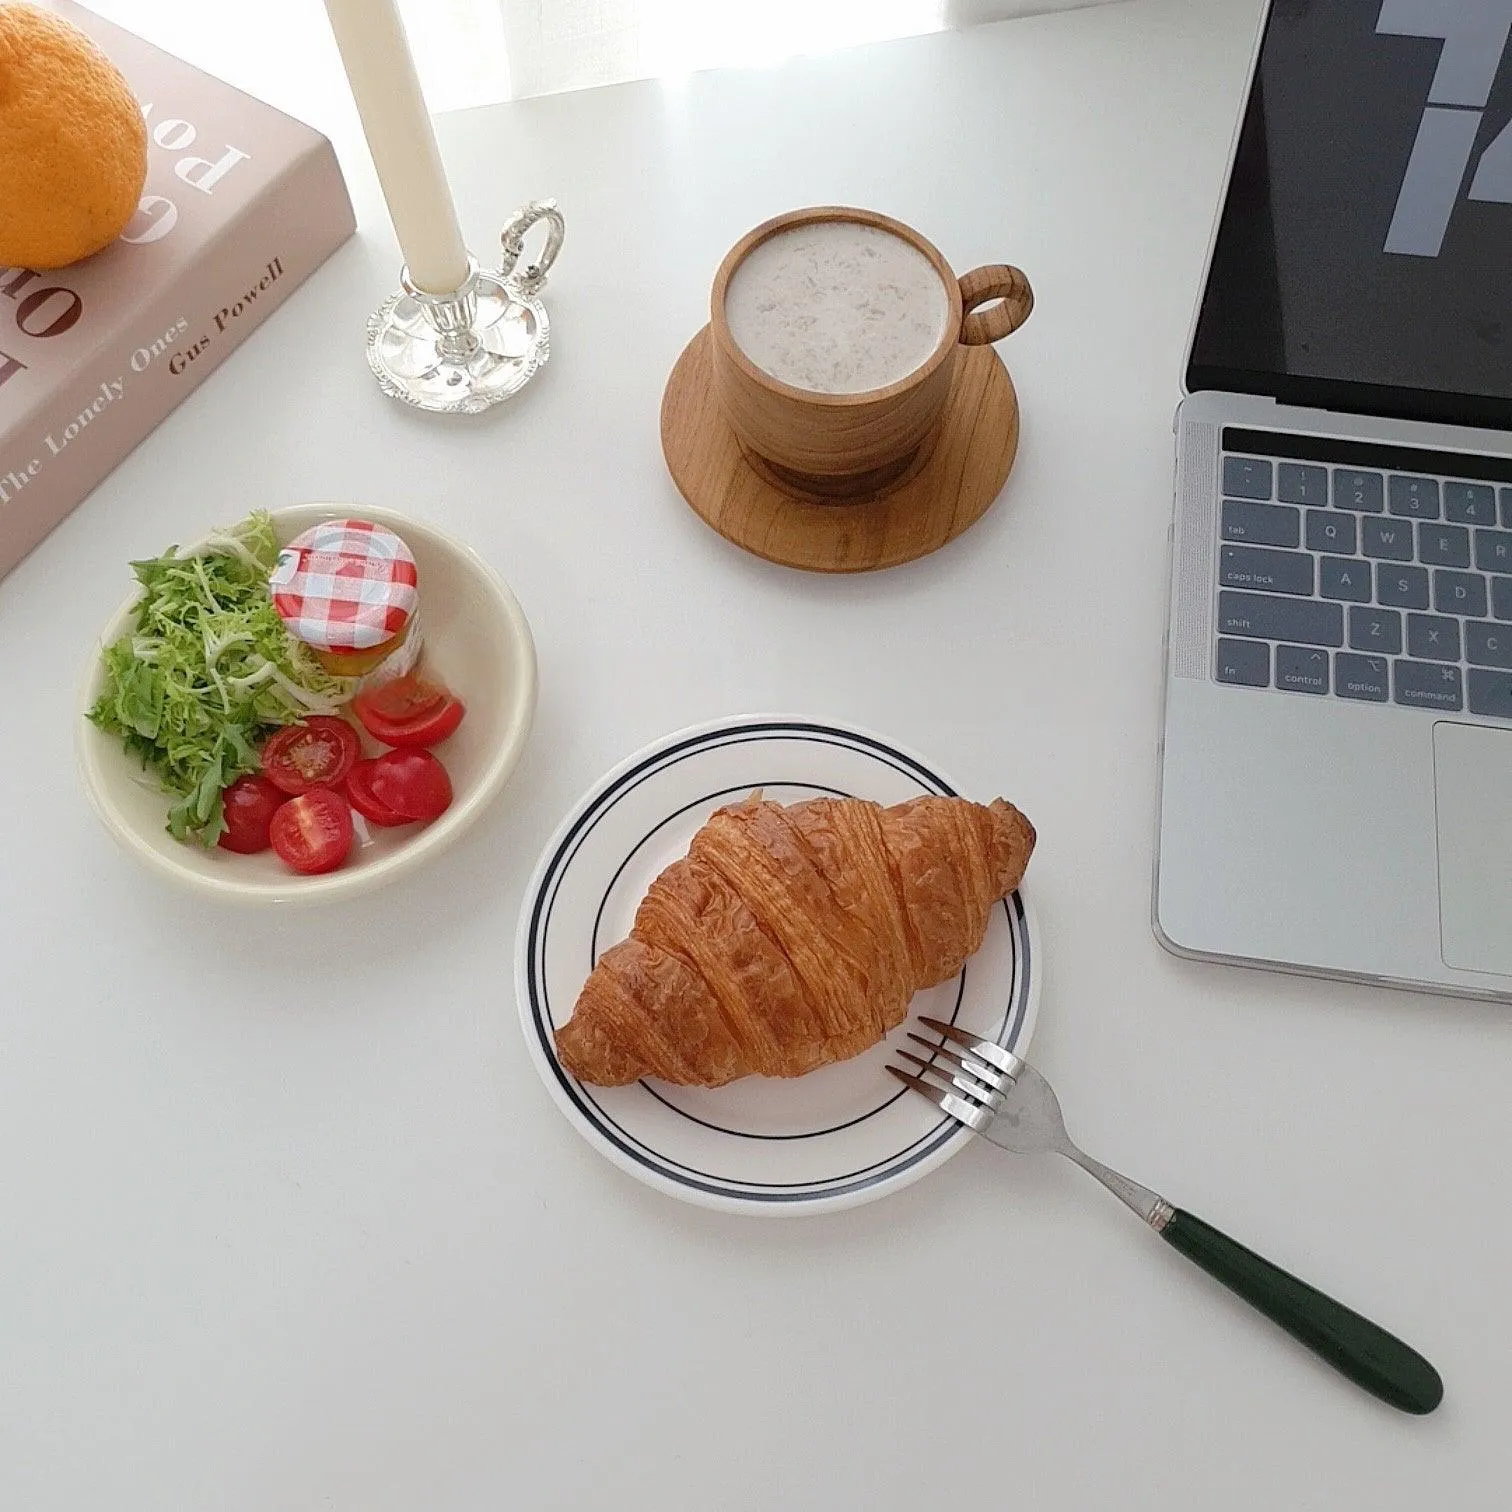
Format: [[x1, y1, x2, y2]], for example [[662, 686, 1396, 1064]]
[[1218, 591, 1343, 646], [1465, 621, 1512, 669], [1333, 470, 1384, 512], [1375, 564, 1430, 609], [1320, 557, 1371, 602], [1277, 463, 1328, 506], [1445, 481, 1497, 525], [1388, 475, 1440, 518], [1494, 577, 1512, 621], [1473, 528, 1512, 574], [1334, 653, 1389, 702], [1362, 517, 1413, 561], [1394, 660, 1464, 711], [1433, 569, 1487, 618], [1468, 667, 1512, 719], [1220, 545, 1313, 595], [1222, 456, 1273, 500], [1221, 500, 1300, 547], [1419, 522, 1471, 568], [1349, 605, 1403, 654], [1407, 614, 1461, 662], [1215, 638, 1269, 687], [1502, 488, 1512, 530], [1275, 645, 1329, 693], [1306, 510, 1356, 554]]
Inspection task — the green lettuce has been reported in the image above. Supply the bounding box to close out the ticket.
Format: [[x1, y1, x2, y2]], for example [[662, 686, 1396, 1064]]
[[88, 511, 353, 845]]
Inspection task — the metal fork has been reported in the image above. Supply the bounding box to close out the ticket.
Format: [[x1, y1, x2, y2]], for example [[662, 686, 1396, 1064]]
[[891, 1017, 1443, 1415]]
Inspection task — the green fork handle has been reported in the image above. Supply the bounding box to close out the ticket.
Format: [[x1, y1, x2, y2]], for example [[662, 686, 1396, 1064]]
[[1160, 1208, 1443, 1415]]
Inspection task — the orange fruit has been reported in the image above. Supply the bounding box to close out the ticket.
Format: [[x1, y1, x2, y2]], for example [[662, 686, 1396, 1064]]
[[0, 4, 149, 269]]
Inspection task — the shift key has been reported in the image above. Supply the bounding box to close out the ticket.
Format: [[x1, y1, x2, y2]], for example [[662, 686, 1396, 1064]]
[[1218, 591, 1343, 646]]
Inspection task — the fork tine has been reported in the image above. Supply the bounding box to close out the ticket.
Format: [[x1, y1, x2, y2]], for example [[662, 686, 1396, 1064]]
[[886, 1064, 994, 1133], [905, 1032, 1013, 1093], [887, 1063, 950, 1107], [917, 1016, 1025, 1078], [894, 1047, 1002, 1106]]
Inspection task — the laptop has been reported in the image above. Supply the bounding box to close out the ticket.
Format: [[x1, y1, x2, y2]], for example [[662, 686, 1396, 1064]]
[[1156, 0, 1512, 1000]]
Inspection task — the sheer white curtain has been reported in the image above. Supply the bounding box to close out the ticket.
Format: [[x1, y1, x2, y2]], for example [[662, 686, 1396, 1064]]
[[86, 0, 1118, 116], [431, 0, 1118, 105]]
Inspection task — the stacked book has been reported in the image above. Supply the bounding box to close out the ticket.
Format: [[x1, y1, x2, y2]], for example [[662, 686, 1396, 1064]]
[[0, 2, 355, 579]]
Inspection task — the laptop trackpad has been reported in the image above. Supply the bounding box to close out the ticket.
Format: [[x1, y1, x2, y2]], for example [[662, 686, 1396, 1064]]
[[1435, 721, 1512, 976]]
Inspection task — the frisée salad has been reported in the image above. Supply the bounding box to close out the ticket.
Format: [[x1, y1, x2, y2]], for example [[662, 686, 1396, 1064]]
[[89, 511, 467, 874]]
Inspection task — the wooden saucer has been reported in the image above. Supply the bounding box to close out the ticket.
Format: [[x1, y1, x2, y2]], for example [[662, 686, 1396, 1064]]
[[660, 326, 1020, 573]]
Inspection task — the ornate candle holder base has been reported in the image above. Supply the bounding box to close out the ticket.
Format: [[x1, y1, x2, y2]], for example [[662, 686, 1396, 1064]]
[[364, 200, 565, 415], [366, 264, 548, 414]]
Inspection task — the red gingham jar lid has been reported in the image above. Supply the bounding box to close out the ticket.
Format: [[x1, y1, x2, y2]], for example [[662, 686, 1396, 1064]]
[[268, 519, 419, 653]]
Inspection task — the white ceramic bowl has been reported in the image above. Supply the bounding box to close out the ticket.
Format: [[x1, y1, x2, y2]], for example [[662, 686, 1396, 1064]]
[[77, 504, 537, 905]]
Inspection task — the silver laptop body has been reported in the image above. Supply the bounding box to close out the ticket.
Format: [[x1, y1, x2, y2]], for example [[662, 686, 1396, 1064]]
[[1155, 0, 1512, 1000]]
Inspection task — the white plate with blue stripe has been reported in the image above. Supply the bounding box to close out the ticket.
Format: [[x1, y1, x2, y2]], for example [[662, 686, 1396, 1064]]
[[515, 716, 1039, 1215]]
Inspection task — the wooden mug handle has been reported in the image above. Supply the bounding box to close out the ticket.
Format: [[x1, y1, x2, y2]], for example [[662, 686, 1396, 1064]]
[[958, 265, 1034, 345]]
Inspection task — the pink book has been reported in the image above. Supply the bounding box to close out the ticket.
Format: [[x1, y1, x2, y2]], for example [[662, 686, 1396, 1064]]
[[0, 2, 355, 579]]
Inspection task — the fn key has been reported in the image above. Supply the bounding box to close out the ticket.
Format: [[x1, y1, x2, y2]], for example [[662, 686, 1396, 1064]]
[[1216, 638, 1269, 687]]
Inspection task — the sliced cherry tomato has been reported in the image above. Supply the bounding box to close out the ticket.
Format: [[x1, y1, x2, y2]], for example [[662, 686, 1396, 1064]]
[[379, 694, 464, 747], [357, 674, 446, 724], [217, 775, 285, 853], [368, 748, 453, 821], [261, 716, 361, 795], [268, 787, 354, 874], [352, 677, 466, 748], [344, 759, 413, 828]]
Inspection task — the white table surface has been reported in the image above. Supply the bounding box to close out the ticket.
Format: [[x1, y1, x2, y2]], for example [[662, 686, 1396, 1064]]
[[4, 1, 1505, 1506]]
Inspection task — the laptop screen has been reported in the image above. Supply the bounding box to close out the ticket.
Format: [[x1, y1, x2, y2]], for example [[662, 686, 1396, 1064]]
[[1187, 1, 1512, 431]]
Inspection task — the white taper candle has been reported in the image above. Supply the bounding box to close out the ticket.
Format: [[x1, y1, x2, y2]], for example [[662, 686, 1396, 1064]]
[[323, 0, 471, 294]]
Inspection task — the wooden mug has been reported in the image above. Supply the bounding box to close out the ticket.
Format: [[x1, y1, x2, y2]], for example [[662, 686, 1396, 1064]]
[[708, 206, 1033, 499]]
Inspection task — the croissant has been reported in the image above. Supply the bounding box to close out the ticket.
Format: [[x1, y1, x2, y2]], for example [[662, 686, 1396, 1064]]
[[555, 793, 1035, 1087]]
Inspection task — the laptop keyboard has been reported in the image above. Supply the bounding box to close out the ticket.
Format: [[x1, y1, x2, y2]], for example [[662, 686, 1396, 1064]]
[[1213, 441, 1512, 718]]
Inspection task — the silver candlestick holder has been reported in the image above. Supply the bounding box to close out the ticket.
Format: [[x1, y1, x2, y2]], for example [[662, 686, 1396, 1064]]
[[364, 199, 566, 414]]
